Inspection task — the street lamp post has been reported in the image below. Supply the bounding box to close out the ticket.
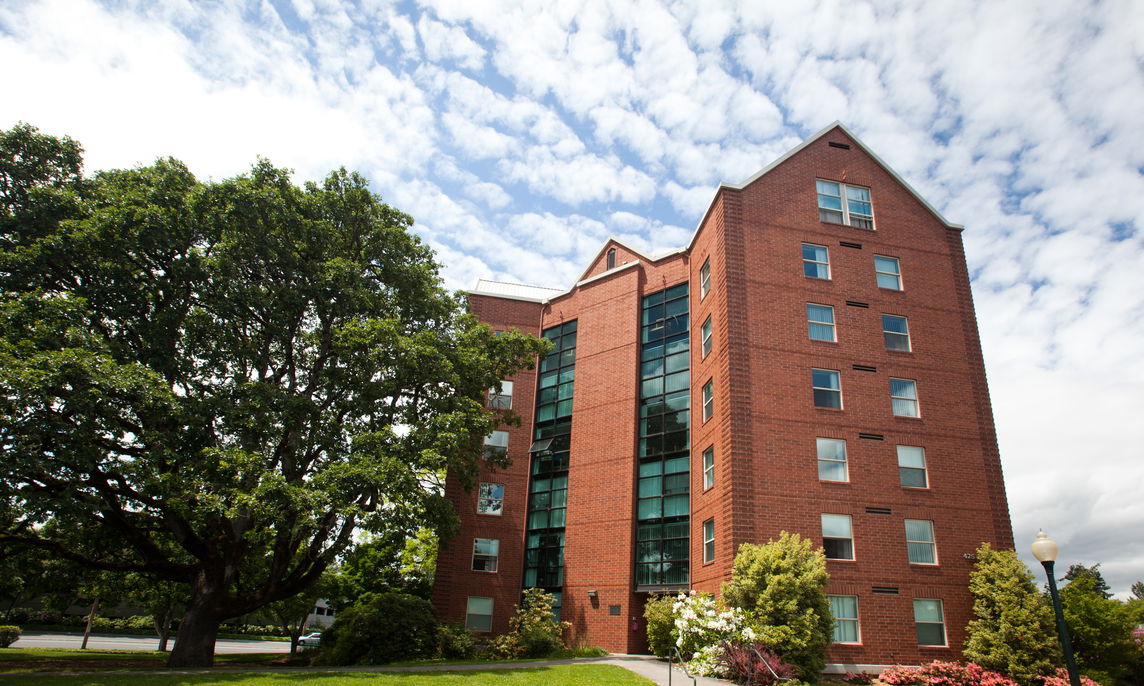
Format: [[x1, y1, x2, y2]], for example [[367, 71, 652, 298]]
[[1031, 530, 1081, 686]]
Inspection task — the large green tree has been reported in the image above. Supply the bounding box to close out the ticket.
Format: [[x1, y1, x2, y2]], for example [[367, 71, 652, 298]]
[[0, 124, 546, 667], [963, 542, 1060, 684], [1060, 576, 1138, 683], [721, 531, 834, 680]]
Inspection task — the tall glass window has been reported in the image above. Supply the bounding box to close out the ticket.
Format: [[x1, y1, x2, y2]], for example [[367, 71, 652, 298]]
[[636, 283, 690, 589], [524, 320, 576, 594]]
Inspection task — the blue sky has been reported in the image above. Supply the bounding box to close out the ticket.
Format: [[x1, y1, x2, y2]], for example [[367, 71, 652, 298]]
[[3, 0, 1143, 595]]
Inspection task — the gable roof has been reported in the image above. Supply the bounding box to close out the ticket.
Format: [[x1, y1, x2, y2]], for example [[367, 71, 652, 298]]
[[686, 122, 961, 252], [470, 122, 961, 303]]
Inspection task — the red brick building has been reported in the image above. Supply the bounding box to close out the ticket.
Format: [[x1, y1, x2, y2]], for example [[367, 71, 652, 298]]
[[431, 123, 1014, 671]]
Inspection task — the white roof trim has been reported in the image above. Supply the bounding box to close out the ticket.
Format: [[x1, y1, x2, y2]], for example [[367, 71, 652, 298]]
[[685, 121, 963, 252]]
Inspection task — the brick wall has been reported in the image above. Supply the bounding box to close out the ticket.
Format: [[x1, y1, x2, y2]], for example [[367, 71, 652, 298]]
[[434, 125, 1013, 666]]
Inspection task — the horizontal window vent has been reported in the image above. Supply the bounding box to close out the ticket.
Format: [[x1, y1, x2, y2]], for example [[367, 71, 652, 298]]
[[852, 364, 877, 372], [858, 432, 885, 441], [839, 241, 863, 249], [872, 586, 900, 595], [865, 506, 892, 515], [828, 142, 852, 149], [845, 300, 869, 308]]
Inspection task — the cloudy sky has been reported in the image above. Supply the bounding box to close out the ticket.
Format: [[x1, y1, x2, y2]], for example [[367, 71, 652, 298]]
[[3, 0, 1142, 595]]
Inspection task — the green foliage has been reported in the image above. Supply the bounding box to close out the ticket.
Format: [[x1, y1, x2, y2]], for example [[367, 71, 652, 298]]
[[1131, 581, 1144, 600], [436, 623, 477, 659], [963, 543, 1060, 684], [487, 588, 569, 659], [0, 124, 548, 667], [1063, 564, 1113, 599], [330, 527, 437, 606], [720, 531, 833, 680], [320, 592, 438, 665], [1059, 576, 1138, 683], [0, 625, 20, 647], [642, 593, 676, 658]]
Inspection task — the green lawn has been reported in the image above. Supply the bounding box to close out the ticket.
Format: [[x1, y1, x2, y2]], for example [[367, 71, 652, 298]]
[[0, 665, 653, 685], [0, 648, 287, 670]]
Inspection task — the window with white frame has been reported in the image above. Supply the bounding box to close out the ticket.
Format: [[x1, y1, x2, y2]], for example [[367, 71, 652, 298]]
[[905, 519, 937, 564], [487, 381, 513, 409], [882, 315, 911, 351], [913, 599, 946, 646], [898, 446, 928, 488], [817, 438, 848, 482], [700, 257, 711, 298], [821, 514, 854, 560], [703, 446, 715, 489], [802, 243, 830, 279], [701, 316, 713, 358], [874, 255, 902, 290], [890, 378, 919, 417], [829, 595, 860, 643], [466, 596, 493, 632], [703, 518, 715, 563], [483, 430, 509, 458], [472, 538, 499, 572], [812, 369, 842, 409], [817, 180, 874, 229], [808, 304, 836, 342], [702, 379, 714, 421], [477, 482, 505, 515]]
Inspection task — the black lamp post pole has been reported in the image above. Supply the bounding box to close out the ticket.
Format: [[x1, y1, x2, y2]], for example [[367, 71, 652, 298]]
[[1041, 559, 1081, 686]]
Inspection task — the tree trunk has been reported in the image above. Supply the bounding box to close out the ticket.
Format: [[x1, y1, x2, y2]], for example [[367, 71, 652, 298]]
[[167, 602, 222, 668], [154, 607, 173, 652], [81, 597, 99, 650]]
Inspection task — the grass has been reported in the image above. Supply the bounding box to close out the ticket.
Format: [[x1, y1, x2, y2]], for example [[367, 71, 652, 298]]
[[0, 664, 653, 685], [0, 648, 288, 671]]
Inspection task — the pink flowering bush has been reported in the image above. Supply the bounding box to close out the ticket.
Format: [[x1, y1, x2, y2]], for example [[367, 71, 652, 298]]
[[878, 661, 1019, 686], [841, 671, 876, 684], [1037, 669, 1102, 686]]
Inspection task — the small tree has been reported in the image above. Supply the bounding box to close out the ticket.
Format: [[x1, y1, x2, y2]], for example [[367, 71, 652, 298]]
[[721, 531, 833, 680], [1131, 580, 1144, 601], [643, 593, 676, 658], [963, 542, 1060, 684], [1059, 576, 1137, 683], [488, 588, 569, 659], [1062, 564, 1112, 599]]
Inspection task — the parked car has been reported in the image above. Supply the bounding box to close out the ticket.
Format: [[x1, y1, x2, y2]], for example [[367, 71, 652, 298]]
[[298, 631, 322, 648]]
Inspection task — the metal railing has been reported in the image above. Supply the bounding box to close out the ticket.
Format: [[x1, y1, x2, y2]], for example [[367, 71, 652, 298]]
[[751, 646, 795, 682], [668, 646, 697, 686]]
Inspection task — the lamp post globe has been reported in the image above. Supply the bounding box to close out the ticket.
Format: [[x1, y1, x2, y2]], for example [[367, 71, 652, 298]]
[[1032, 531, 1080, 686]]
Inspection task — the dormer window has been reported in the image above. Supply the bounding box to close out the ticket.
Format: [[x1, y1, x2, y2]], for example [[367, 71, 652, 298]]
[[817, 180, 873, 229]]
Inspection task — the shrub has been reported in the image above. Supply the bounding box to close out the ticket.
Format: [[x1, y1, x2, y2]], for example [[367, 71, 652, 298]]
[[842, 672, 876, 684], [320, 592, 438, 665], [485, 588, 568, 660], [721, 532, 833, 680], [1036, 668, 1104, 686], [0, 625, 21, 648], [643, 593, 676, 658], [964, 543, 1059, 685], [437, 623, 477, 659], [720, 642, 798, 686], [671, 591, 752, 678], [878, 661, 1019, 686]]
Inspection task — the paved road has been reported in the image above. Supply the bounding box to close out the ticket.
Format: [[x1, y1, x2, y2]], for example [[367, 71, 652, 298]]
[[11, 631, 291, 654]]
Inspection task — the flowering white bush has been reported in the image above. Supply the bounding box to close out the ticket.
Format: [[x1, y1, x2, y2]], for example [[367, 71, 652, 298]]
[[671, 591, 754, 677]]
